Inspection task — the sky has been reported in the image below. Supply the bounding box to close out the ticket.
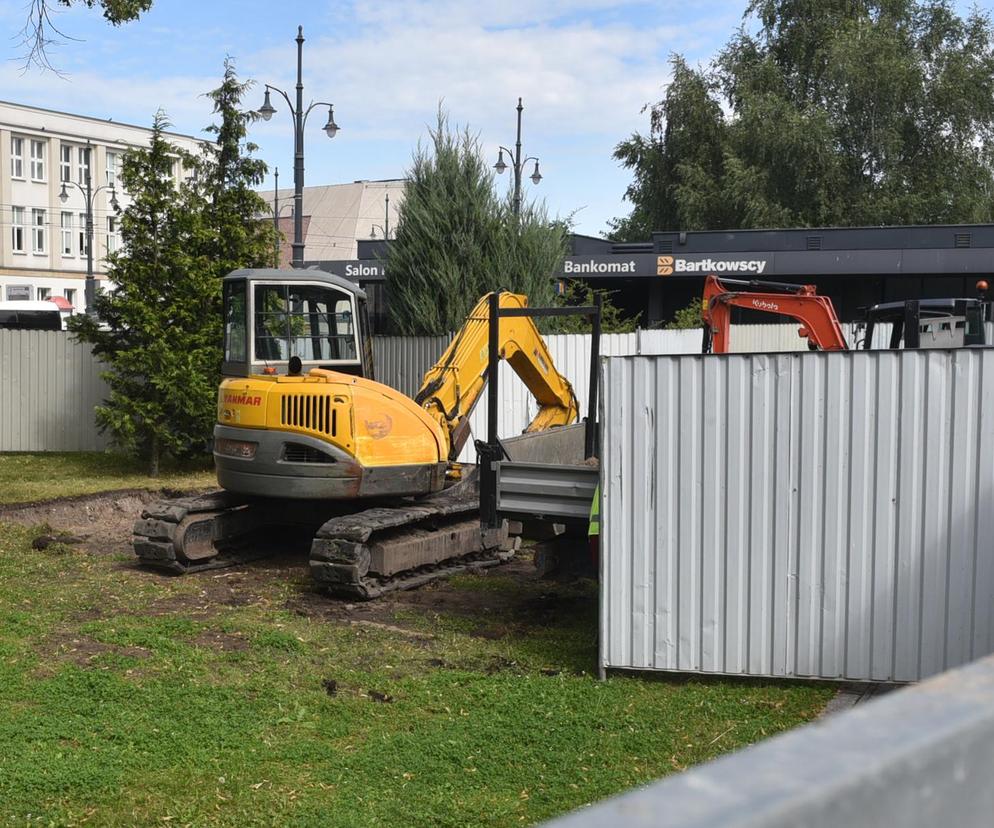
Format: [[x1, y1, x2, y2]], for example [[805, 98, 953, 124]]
[[0, 0, 982, 236]]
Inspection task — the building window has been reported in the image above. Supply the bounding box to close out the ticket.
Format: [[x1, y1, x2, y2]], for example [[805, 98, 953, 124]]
[[106, 216, 118, 254], [60, 145, 72, 183], [78, 212, 90, 257], [11, 207, 25, 253], [61, 211, 74, 256], [32, 209, 46, 254], [77, 146, 90, 185], [37, 287, 51, 301], [106, 151, 118, 187], [11, 136, 24, 178], [30, 140, 45, 181], [64, 288, 77, 307]]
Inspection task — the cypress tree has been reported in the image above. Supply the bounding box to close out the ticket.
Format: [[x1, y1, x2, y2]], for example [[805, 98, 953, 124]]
[[386, 109, 566, 335]]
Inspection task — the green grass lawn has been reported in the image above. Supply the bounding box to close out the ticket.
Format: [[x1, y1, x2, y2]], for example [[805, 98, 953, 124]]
[[0, 509, 834, 827], [0, 452, 216, 504]]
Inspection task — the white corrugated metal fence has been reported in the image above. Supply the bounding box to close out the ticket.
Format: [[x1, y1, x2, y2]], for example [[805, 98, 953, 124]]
[[600, 348, 994, 683], [2, 323, 891, 453], [0, 330, 110, 452]]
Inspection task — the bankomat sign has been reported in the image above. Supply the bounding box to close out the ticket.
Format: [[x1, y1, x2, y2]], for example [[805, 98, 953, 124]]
[[563, 259, 638, 274], [656, 255, 768, 276]]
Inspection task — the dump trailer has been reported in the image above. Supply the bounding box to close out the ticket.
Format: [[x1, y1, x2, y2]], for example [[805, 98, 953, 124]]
[[133, 268, 579, 599]]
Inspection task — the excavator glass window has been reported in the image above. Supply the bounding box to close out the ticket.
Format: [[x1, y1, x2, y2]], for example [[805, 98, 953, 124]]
[[224, 280, 247, 363], [252, 283, 358, 364]]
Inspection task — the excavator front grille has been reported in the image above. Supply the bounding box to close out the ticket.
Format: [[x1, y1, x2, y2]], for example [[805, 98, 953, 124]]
[[280, 394, 337, 436]]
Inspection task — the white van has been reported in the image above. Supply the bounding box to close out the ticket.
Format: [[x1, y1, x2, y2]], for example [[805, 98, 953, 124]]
[[0, 300, 69, 331]]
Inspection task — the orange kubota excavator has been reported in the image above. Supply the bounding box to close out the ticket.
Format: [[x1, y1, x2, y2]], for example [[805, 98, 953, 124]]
[[701, 274, 847, 353], [701, 274, 992, 353]]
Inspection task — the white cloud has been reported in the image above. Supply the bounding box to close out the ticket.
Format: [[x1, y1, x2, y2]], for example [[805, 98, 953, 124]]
[[238, 0, 716, 230], [0, 64, 216, 136], [246, 7, 688, 143], [0, 0, 736, 233]]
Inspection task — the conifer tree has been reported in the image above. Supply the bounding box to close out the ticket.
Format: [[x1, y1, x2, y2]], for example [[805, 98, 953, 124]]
[[198, 58, 273, 277], [386, 110, 566, 335], [70, 62, 274, 473], [69, 112, 212, 474]]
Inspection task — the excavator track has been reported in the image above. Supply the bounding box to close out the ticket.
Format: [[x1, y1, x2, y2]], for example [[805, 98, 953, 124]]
[[132, 491, 334, 574], [133, 490, 252, 574], [133, 472, 512, 593], [308, 485, 511, 600]]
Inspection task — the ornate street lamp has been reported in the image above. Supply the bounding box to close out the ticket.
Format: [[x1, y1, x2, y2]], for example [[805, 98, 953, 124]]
[[259, 25, 339, 268], [494, 97, 543, 217], [59, 142, 118, 315]]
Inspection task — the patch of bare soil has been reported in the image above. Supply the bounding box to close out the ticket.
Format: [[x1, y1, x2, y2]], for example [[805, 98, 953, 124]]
[[192, 630, 250, 652], [34, 631, 151, 676], [284, 557, 564, 633], [1, 490, 165, 557], [4, 489, 587, 636]]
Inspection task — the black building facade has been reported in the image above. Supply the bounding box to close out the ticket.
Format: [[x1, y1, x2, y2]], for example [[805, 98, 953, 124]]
[[309, 225, 994, 332]]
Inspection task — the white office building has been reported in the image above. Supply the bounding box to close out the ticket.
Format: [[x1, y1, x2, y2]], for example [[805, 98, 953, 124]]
[[0, 100, 204, 311]]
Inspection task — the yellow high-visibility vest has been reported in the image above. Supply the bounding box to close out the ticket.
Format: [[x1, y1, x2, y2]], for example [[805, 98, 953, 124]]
[[588, 484, 600, 537]]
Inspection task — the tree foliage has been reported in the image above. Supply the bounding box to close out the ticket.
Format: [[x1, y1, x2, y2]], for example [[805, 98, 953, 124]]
[[200, 59, 274, 277], [611, 0, 994, 239], [385, 110, 567, 335], [70, 62, 273, 474], [548, 280, 640, 334], [666, 298, 705, 330]]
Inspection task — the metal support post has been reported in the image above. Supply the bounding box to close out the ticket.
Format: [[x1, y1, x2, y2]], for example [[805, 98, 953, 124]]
[[585, 293, 602, 459], [479, 291, 503, 530]]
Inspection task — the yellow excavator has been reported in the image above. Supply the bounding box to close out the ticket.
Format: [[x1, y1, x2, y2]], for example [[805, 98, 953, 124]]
[[132, 267, 579, 598]]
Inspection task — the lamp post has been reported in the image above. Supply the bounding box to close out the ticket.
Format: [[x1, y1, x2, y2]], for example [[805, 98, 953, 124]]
[[270, 167, 294, 266], [59, 142, 118, 315], [370, 192, 391, 239], [494, 97, 543, 217], [258, 25, 339, 268]]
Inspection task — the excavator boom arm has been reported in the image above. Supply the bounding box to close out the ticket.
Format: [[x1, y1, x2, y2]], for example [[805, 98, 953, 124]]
[[415, 292, 579, 460], [702, 274, 848, 353]]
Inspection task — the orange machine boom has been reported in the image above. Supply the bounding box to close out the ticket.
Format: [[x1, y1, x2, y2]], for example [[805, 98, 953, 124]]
[[701, 274, 848, 353]]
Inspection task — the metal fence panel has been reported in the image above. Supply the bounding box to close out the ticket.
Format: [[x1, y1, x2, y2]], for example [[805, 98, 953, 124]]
[[0, 330, 109, 452], [600, 348, 994, 682], [371, 334, 453, 398]]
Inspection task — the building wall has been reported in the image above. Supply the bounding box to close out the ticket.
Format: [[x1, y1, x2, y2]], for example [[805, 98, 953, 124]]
[[257, 179, 405, 264], [0, 100, 204, 312]]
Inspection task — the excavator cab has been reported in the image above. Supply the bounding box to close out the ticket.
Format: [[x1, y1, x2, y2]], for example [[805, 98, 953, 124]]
[[221, 268, 374, 379]]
